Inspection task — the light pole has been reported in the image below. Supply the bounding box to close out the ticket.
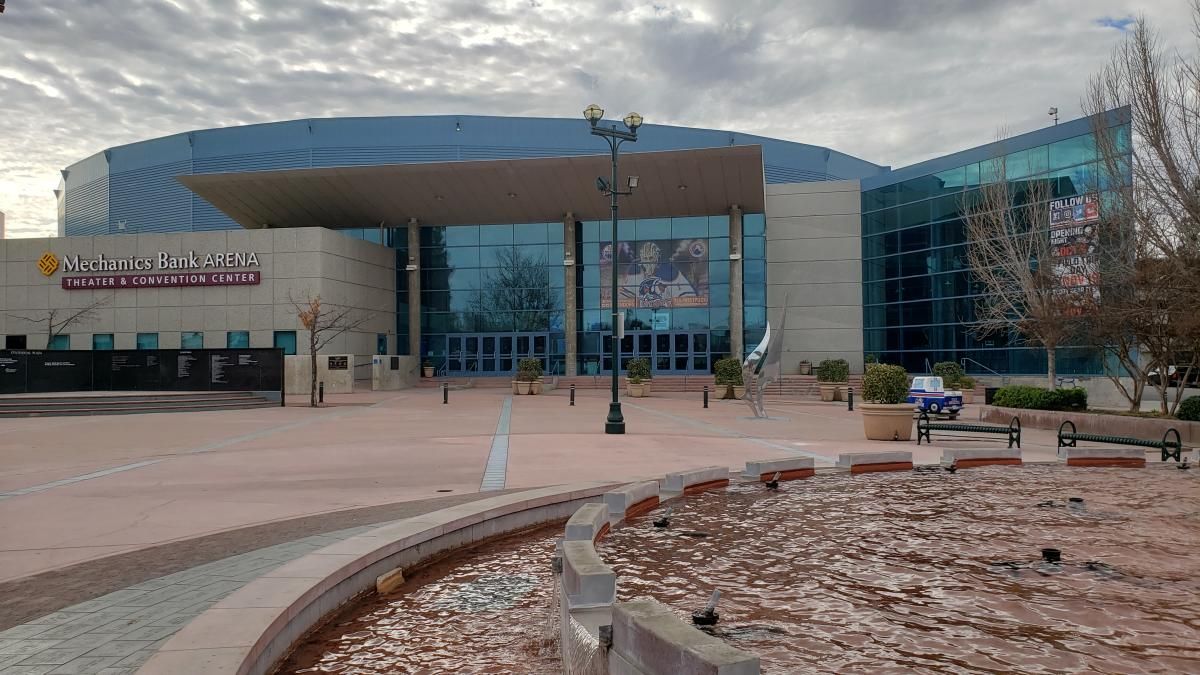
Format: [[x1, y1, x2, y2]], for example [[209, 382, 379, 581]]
[[584, 104, 643, 435]]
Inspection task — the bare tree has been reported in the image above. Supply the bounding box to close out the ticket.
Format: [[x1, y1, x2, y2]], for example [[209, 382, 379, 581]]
[[1084, 6, 1200, 414], [963, 156, 1084, 388], [8, 295, 111, 348], [291, 293, 373, 407]]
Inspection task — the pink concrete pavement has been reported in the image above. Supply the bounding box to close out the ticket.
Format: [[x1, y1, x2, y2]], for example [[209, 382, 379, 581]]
[[0, 387, 1064, 583]]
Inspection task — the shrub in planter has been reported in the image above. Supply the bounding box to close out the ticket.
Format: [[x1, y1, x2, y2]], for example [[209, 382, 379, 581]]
[[816, 359, 849, 383], [627, 357, 652, 397], [517, 357, 542, 394], [860, 363, 914, 441], [816, 358, 849, 402], [714, 357, 743, 399], [862, 363, 909, 404], [957, 375, 978, 403], [932, 361, 964, 386], [1178, 396, 1200, 421]]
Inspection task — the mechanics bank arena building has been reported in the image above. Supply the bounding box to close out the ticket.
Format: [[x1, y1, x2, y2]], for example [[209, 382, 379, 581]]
[[0, 108, 1129, 388]]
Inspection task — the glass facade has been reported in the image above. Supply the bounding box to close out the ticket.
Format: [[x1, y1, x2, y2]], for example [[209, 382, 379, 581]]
[[341, 213, 767, 376], [181, 331, 203, 349], [420, 223, 566, 373], [861, 126, 1131, 374], [742, 214, 767, 358]]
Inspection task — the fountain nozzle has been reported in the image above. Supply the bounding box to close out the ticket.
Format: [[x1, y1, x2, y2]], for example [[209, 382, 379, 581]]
[[692, 589, 721, 626], [653, 506, 673, 528], [1041, 547, 1062, 564], [1179, 458, 1190, 470]]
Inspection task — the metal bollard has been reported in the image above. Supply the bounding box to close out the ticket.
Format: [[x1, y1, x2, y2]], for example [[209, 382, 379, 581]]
[[703, 385, 709, 408], [847, 387, 854, 411], [319, 381, 324, 403], [443, 382, 448, 405], [570, 383, 575, 406]]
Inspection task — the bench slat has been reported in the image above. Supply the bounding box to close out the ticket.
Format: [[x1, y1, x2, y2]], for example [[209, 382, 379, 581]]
[[1061, 433, 1166, 448]]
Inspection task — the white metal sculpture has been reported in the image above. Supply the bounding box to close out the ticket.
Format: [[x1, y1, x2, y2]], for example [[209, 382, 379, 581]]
[[741, 299, 786, 418]]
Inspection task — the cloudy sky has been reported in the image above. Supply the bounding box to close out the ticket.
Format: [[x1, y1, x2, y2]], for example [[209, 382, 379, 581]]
[[0, 0, 1192, 238]]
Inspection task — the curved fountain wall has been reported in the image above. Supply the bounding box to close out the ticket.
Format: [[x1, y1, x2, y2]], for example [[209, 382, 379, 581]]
[[133, 443, 1173, 675]]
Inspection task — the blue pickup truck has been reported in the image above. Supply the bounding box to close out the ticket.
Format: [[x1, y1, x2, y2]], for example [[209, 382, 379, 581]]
[[907, 376, 963, 415]]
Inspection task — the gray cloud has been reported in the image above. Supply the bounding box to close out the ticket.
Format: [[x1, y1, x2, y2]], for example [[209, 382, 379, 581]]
[[0, 0, 1193, 237]]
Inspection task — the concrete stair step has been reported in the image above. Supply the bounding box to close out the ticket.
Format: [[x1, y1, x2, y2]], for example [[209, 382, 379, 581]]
[[0, 396, 276, 417]]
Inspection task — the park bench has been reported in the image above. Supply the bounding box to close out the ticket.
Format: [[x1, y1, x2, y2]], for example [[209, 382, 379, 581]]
[[917, 411, 1021, 448], [1056, 420, 1184, 462]]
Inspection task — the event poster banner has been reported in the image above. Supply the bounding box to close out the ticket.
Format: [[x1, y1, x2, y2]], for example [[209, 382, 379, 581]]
[[1048, 193, 1100, 313], [599, 238, 710, 309]]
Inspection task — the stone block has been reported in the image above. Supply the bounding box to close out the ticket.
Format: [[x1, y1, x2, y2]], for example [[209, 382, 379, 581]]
[[1062, 446, 1146, 467], [564, 503, 610, 542], [744, 457, 815, 481], [837, 452, 913, 473], [611, 599, 760, 675], [561, 540, 616, 609], [941, 448, 1022, 468], [662, 466, 730, 495], [604, 481, 660, 519], [375, 568, 405, 594]]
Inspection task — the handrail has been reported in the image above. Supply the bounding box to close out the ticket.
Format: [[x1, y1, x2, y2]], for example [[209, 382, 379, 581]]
[[960, 357, 1008, 385]]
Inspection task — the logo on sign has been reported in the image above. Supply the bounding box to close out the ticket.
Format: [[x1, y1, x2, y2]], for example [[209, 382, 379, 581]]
[[37, 252, 59, 277]]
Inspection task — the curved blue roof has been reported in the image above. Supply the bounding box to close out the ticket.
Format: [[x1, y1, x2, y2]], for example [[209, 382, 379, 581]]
[[62, 115, 888, 235]]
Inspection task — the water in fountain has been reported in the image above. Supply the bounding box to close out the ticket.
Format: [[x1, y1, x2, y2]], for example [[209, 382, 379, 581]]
[[563, 615, 607, 675]]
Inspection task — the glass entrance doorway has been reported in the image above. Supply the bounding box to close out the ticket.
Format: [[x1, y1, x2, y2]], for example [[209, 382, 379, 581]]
[[601, 331, 710, 374], [445, 333, 549, 375]]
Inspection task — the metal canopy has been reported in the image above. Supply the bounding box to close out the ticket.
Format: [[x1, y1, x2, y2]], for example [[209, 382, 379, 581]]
[[176, 145, 766, 228]]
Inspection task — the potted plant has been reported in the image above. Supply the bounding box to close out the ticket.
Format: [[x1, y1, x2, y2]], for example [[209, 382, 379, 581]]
[[626, 357, 651, 397], [958, 375, 976, 404], [517, 357, 542, 395], [798, 359, 813, 376], [422, 360, 434, 378], [816, 358, 849, 402], [714, 357, 744, 399], [860, 363, 915, 441]]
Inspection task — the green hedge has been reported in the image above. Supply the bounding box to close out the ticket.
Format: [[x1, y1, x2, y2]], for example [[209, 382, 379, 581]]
[[1178, 396, 1200, 421], [932, 361, 964, 385], [714, 357, 743, 386], [862, 363, 909, 404], [517, 357, 543, 382], [627, 357, 651, 383], [992, 385, 1087, 411], [816, 358, 849, 383]]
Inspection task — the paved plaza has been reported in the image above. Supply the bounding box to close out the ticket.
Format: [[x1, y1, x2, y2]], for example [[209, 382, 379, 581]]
[[0, 387, 1071, 673]]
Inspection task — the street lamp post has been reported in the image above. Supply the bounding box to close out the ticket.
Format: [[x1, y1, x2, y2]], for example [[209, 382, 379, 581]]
[[583, 104, 643, 435]]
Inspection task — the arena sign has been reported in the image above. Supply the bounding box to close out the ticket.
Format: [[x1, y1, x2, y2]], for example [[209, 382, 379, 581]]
[[41, 250, 263, 290]]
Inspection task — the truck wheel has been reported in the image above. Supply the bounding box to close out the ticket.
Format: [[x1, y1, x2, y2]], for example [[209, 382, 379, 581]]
[[929, 402, 942, 414]]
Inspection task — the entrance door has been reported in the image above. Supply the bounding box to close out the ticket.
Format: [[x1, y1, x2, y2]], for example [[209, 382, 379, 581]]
[[601, 331, 710, 374], [445, 332, 549, 375]]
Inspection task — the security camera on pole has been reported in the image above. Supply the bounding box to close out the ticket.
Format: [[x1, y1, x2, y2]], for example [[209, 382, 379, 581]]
[[583, 104, 643, 434]]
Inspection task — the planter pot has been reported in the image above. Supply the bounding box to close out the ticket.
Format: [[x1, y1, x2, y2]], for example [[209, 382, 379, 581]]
[[733, 385, 746, 399], [512, 380, 520, 395], [531, 379, 543, 395], [517, 380, 532, 395], [861, 402, 916, 441], [628, 381, 649, 398], [799, 363, 813, 375], [961, 390, 975, 404], [422, 366, 434, 378], [836, 385, 849, 401], [819, 384, 838, 402]]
